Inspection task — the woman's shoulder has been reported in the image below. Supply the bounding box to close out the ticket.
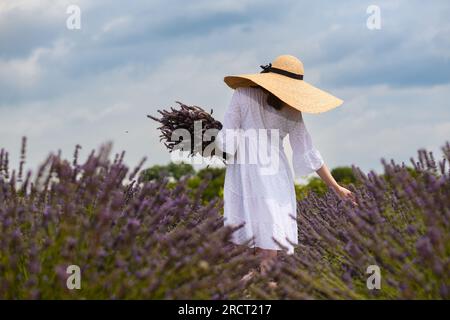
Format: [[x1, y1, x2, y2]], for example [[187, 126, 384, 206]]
[[235, 86, 264, 96], [284, 105, 302, 120], [233, 86, 265, 105]]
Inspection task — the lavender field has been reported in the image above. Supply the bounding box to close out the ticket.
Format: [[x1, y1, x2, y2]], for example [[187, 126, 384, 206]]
[[0, 139, 449, 299]]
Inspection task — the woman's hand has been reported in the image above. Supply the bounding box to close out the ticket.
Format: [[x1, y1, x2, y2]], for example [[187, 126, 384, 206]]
[[334, 185, 357, 204], [315, 164, 357, 205]]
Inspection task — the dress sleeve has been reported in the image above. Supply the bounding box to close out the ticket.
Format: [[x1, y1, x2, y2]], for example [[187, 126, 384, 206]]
[[289, 112, 324, 177], [215, 88, 243, 157]]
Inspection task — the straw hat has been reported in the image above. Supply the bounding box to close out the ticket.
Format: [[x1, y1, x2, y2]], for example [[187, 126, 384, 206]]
[[224, 55, 343, 113]]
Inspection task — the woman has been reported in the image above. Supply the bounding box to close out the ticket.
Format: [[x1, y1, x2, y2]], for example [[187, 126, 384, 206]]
[[216, 55, 354, 275]]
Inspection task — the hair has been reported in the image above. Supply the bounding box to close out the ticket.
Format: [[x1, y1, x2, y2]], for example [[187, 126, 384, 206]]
[[266, 92, 284, 110], [257, 86, 284, 110]]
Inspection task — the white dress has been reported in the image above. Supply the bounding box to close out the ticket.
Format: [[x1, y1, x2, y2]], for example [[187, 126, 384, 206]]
[[216, 87, 324, 254]]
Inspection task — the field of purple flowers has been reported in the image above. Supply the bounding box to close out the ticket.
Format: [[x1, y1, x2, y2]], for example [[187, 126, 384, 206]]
[[0, 139, 449, 299]]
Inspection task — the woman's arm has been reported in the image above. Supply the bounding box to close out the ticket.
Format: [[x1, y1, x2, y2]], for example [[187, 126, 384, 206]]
[[287, 112, 355, 203], [316, 163, 355, 202]]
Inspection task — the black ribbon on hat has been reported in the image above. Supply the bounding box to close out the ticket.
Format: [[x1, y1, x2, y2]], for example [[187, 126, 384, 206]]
[[260, 63, 304, 80]]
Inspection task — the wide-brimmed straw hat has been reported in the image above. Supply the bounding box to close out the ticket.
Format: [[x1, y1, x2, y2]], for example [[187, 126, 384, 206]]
[[224, 55, 343, 113]]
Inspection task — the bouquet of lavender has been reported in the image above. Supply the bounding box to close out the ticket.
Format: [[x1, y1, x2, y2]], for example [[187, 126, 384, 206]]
[[148, 102, 224, 159]]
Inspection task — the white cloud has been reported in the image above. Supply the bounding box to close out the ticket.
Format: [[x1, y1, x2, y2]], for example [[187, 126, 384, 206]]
[[101, 16, 131, 33], [0, 53, 40, 87], [305, 83, 450, 172]]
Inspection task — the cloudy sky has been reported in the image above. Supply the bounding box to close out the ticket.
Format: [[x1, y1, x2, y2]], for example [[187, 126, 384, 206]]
[[1, 0, 449, 178]]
